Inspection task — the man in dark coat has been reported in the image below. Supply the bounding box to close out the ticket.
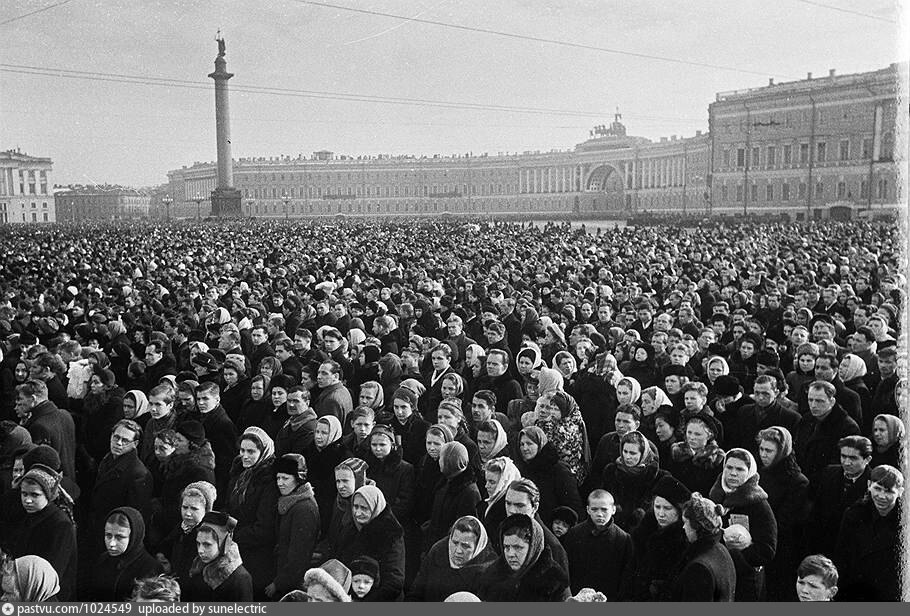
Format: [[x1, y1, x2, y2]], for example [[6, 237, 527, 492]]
[[794, 381, 859, 484], [91, 419, 153, 539], [143, 341, 176, 394], [562, 490, 634, 599], [188, 382, 237, 506], [472, 349, 523, 416], [736, 375, 801, 456], [19, 379, 76, 481], [806, 435, 872, 556], [796, 354, 862, 427]]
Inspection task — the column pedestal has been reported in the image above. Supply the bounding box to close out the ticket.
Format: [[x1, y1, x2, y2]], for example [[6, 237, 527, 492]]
[[211, 187, 242, 217]]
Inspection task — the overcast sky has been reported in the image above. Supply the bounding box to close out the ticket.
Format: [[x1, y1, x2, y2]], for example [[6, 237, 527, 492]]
[[1, 0, 905, 187]]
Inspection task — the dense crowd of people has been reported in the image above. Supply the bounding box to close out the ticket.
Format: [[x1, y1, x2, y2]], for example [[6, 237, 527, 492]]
[[0, 217, 905, 603]]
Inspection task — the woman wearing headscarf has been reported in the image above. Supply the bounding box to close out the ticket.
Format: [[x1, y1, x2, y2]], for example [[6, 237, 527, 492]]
[[601, 430, 669, 530], [552, 351, 578, 395], [571, 349, 616, 448], [378, 355, 404, 415], [184, 511, 253, 601], [532, 390, 590, 483], [536, 366, 564, 398], [1, 555, 60, 602], [476, 418, 509, 466], [156, 481, 217, 592], [669, 413, 725, 495], [0, 421, 31, 493], [620, 342, 659, 389], [323, 457, 373, 556], [7, 463, 77, 601], [219, 359, 250, 427], [477, 513, 570, 601], [628, 475, 691, 600], [121, 389, 150, 431], [264, 454, 320, 600], [664, 493, 735, 601], [237, 374, 271, 434], [406, 515, 496, 602], [515, 345, 543, 393], [424, 441, 482, 550], [226, 426, 279, 598], [363, 424, 415, 525], [463, 343, 486, 382], [334, 485, 405, 601], [704, 356, 730, 398], [708, 448, 778, 602], [81, 367, 125, 467], [304, 415, 350, 535], [837, 353, 871, 431], [435, 398, 484, 485], [756, 427, 809, 601], [870, 413, 905, 469], [413, 424, 454, 529], [478, 456, 522, 550], [89, 506, 162, 601], [639, 385, 675, 443], [515, 426, 582, 524]]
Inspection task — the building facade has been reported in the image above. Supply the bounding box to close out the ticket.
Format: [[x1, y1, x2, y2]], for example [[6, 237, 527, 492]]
[[166, 63, 905, 220], [54, 185, 152, 221], [0, 149, 55, 224]]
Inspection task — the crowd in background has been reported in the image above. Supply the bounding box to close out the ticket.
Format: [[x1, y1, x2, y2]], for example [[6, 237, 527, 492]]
[[0, 218, 905, 602]]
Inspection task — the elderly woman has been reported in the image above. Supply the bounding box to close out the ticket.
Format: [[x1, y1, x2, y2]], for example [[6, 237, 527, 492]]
[[515, 426, 582, 524], [601, 430, 669, 529], [708, 448, 778, 602], [477, 513, 570, 601], [407, 515, 495, 601], [0, 554, 60, 602], [669, 414, 725, 495], [755, 426, 809, 601], [665, 494, 735, 601], [870, 413, 904, 469], [531, 390, 590, 483], [334, 485, 405, 601], [628, 475, 691, 600], [226, 426, 279, 598]]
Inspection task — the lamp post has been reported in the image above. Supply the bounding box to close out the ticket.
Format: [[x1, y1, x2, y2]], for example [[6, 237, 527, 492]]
[[193, 192, 202, 220], [161, 194, 173, 221], [282, 190, 290, 220], [246, 198, 254, 218]]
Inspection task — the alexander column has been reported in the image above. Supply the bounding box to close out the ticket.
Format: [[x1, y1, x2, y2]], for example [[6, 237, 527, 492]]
[[208, 31, 242, 217]]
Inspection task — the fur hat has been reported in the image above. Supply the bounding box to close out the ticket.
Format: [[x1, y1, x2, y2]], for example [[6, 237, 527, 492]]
[[275, 453, 308, 482], [551, 505, 579, 528], [361, 345, 381, 364], [94, 367, 116, 388], [684, 493, 724, 536], [182, 481, 217, 512], [348, 556, 379, 582], [304, 559, 352, 602], [270, 374, 297, 390], [392, 386, 418, 409], [22, 444, 62, 473], [652, 474, 692, 510], [199, 511, 237, 549], [713, 375, 741, 397], [175, 420, 206, 446]]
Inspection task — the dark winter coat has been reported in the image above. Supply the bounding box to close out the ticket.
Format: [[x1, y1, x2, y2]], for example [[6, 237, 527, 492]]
[[572, 371, 616, 447], [272, 482, 320, 597], [406, 536, 496, 602], [191, 405, 238, 500], [226, 456, 280, 593], [335, 505, 406, 601], [472, 372, 524, 416], [364, 447, 415, 523], [667, 441, 725, 495], [515, 442, 583, 524], [413, 454, 444, 525], [735, 401, 801, 455], [835, 497, 903, 601], [160, 523, 202, 591], [807, 463, 870, 555], [184, 543, 254, 602], [420, 367, 456, 423], [794, 404, 860, 483], [601, 462, 669, 530], [274, 410, 317, 457], [424, 470, 482, 550], [150, 443, 216, 546], [629, 514, 688, 601], [759, 454, 809, 601], [24, 400, 76, 480], [6, 502, 77, 601], [666, 534, 736, 602], [477, 543, 570, 602], [562, 518, 634, 598], [709, 474, 777, 602], [82, 389, 125, 465], [88, 507, 162, 601], [390, 413, 430, 466], [302, 438, 350, 536], [220, 380, 250, 427], [91, 448, 154, 536]]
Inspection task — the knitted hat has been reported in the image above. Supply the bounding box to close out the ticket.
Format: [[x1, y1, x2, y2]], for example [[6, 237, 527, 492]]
[[551, 506, 579, 528], [713, 375, 741, 397], [336, 457, 369, 488], [392, 386, 418, 409], [175, 420, 206, 446], [684, 493, 723, 536], [22, 444, 61, 473], [439, 441, 469, 478], [275, 453, 308, 482], [304, 559, 352, 602], [182, 481, 217, 512], [349, 556, 380, 582], [199, 511, 237, 550], [652, 474, 692, 510], [369, 424, 396, 446], [16, 463, 60, 500]]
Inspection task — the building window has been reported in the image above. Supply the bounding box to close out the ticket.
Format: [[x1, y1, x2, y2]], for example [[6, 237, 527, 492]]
[[839, 140, 850, 161], [766, 184, 774, 201], [862, 138, 873, 158], [783, 145, 792, 165], [877, 178, 888, 200], [860, 180, 868, 199], [721, 185, 728, 200], [31, 212, 37, 222], [816, 142, 826, 162], [767, 146, 776, 168], [799, 143, 809, 163], [798, 182, 807, 199], [736, 148, 745, 168], [735, 184, 743, 202], [43, 212, 48, 222], [723, 150, 731, 167], [815, 182, 824, 198], [750, 183, 758, 201], [782, 183, 790, 201], [751, 147, 760, 167]]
